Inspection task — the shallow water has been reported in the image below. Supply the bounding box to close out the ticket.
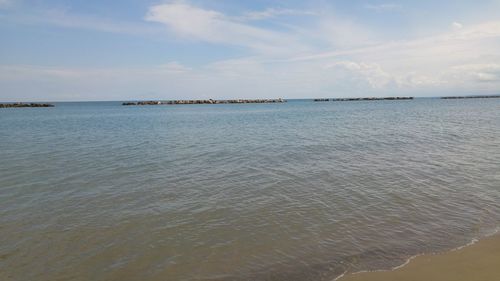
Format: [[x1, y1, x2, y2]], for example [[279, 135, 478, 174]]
[[1, 98, 499, 281]]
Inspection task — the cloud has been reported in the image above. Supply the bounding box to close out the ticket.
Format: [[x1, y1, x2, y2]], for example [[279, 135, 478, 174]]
[[314, 16, 376, 48], [289, 20, 500, 68], [239, 8, 317, 21], [448, 21, 500, 41], [364, 3, 401, 12], [0, 2, 375, 54], [452, 21, 463, 30], [145, 2, 310, 55], [325, 61, 393, 89], [2, 53, 500, 102], [448, 64, 500, 83], [156, 62, 192, 73]]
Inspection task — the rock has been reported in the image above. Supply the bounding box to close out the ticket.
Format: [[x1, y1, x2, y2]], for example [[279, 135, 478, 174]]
[[122, 99, 287, 105], [0, 103, 54, 108], [330, 97, 413, 102], [441, 95, 500, 99]]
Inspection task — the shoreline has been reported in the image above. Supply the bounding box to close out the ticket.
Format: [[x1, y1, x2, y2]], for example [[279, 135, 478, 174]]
[[338, 230, 500, 281]]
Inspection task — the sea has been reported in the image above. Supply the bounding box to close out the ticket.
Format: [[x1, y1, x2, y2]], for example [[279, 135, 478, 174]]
[[1, 98, 499, 281]]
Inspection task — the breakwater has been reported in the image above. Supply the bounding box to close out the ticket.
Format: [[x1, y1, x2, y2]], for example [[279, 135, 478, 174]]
[[123, 99, 286, 106], [0, 103, 54, 108], [314, 97, 414, 102], [441, 95, 500, 99]]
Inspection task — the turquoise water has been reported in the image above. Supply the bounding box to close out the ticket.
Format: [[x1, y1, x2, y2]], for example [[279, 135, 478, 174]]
[[1, 99, 500, 281]]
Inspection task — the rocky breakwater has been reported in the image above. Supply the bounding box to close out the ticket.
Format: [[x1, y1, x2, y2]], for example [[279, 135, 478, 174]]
[[123, 98, 286, 106], [331, 97, 413, 102], [0, 103, 54, 108], [123, 101, 162, 106], [441, 95, 500, 99]]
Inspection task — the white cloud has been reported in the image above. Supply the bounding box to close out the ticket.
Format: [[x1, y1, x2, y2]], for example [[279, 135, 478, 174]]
[[448, 21, 500, 40], [239, 8, 316, 21], [447, 64, 500, 83], [452, 21, 463, 30], [325, 61, 393, 89], [364, 3, 401, 12], [285, 20, 500, 90], [145, 2, 309, 55], [157, 62, 192, 73], [2, 50, 500, 102], [0, 2, 377, 53], [476, 72, 499, 81], [290, 21, 500, 62], [314, 16, 376, 48]]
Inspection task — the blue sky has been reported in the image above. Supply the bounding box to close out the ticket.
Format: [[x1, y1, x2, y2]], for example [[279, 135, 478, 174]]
[[1, 0, 500, 101]]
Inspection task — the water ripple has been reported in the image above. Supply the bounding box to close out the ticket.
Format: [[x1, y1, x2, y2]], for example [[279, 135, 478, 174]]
[[1, 99, 499, 281]]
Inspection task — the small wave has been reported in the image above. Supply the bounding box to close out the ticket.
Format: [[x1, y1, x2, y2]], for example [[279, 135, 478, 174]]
[[337, 229, 500, 280], [332, 270, 347, 281]]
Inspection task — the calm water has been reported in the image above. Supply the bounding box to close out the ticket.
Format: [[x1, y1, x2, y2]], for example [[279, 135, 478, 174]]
[[1, 99, 499, 281]]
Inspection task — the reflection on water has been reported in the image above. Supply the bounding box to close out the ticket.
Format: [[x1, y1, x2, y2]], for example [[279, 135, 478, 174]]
[[1, 99, 499, 281]]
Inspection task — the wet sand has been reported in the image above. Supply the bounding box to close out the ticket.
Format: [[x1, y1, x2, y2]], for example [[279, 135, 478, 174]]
[[340, 233, 500, 281]]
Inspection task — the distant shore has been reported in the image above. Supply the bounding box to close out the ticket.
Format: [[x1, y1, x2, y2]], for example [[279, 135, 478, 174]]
[[339, 233, 500, 281]]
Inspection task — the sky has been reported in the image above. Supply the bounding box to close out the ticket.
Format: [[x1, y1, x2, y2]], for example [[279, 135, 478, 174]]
[[1, 0, 500, 101]]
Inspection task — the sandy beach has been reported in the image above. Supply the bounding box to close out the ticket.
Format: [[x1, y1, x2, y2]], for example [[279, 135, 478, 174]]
[[340, 233, 500, 281]]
